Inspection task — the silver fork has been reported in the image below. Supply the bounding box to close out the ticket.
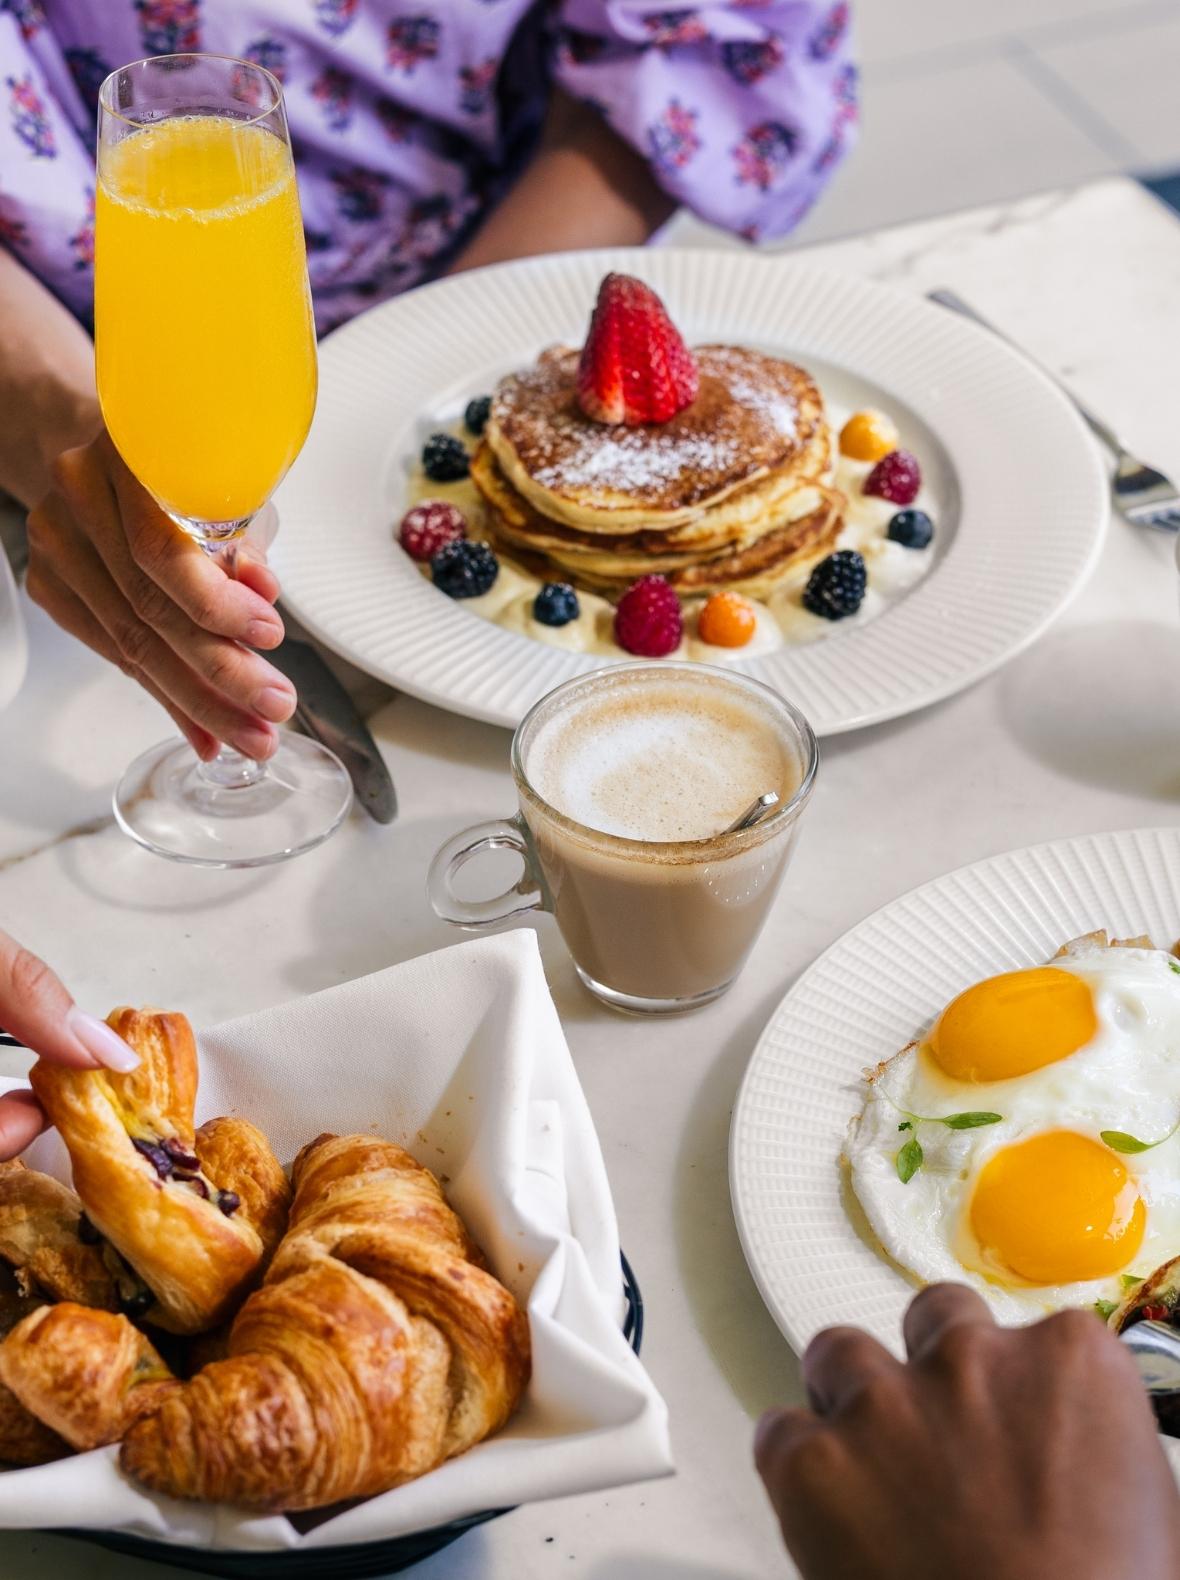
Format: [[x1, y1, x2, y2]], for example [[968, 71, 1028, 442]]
[[928, 288, 1180, 532]]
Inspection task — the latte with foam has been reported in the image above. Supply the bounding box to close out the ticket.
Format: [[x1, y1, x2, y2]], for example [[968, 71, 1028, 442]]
[[514, 666, 815, 1010], [526, 674, 797, 844]]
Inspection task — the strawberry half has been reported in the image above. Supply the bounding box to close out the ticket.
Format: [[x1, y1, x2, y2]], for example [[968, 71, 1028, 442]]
[[576, 273, 700, 426]]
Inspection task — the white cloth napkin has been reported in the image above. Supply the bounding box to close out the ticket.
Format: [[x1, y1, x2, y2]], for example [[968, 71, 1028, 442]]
[[0, 931, 672, 1552]]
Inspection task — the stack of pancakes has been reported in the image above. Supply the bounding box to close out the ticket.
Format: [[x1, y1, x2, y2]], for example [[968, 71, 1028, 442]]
[[470, 344, 844, 599]]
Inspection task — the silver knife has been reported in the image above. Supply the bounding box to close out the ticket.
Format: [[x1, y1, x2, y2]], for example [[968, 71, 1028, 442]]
[[267, 637, 397, 824], [1121, 1319, 1180, 1435]]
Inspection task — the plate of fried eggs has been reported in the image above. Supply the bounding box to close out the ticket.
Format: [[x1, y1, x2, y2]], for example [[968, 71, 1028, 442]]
[[731, 826, 1180, 1353]]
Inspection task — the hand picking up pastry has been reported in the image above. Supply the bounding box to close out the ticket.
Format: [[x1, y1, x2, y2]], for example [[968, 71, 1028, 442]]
[[0, 1007, 531, 1514]]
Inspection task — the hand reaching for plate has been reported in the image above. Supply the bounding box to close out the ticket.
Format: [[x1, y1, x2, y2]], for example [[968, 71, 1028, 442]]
[[755, 1283, 1180, 1580], [0, 928, 138, 1159]]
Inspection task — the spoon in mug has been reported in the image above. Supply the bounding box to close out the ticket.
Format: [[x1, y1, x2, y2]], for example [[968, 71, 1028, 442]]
[[723, 792, 779, 834]]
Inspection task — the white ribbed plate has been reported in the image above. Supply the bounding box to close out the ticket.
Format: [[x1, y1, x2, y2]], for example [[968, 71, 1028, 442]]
[[732, 828, 1180, 1354], [272, 248, 1107, 733]]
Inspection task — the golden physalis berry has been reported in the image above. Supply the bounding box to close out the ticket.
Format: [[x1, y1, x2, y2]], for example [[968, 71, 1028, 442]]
[[698, 591, 757, 648], [839, 409, 898, 463]]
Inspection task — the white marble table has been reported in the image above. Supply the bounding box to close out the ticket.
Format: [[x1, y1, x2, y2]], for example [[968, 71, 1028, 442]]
[[1, 175, 1179, 1580]]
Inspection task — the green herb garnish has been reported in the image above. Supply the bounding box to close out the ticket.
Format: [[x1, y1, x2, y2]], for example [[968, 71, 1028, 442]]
[[1094, 1298, 1119, 1320], [1169, 960, 1180, 975], [1121, 1274, 1144, 1291], [1101, 1116, 1180, 1154], [879, 1088, 1002, 1180], [896, 1137, 924, 1184]]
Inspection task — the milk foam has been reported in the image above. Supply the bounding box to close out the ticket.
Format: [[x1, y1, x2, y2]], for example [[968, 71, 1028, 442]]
[[526, 677, 796, 842]]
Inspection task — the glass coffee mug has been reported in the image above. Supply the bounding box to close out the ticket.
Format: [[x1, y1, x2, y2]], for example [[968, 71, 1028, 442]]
[[428, 664, 818, 1014]]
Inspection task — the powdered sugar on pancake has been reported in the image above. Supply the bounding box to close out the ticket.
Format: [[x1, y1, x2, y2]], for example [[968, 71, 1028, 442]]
[[705, 346, 799, 441], [534, 431, 741, 495], [490, 345, 816, 512]]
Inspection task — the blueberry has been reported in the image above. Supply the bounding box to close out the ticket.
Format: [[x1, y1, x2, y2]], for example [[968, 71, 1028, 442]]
[[886, 509, 934, 550], [802, 549, 867, 621], [464, 396, 491, 437], [432, 540, 499, 599], [217, 1190, 241, 1217], [533, 582, 580, 627], [422, 432, 469, 482]]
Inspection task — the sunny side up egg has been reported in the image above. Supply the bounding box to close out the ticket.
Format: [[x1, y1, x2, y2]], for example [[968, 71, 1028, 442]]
[[846, 942, 1180, 1323]]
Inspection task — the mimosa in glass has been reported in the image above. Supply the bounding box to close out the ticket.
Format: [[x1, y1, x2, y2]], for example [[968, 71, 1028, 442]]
[[96, 55, 351, 866], [97, 115, 317, 533]]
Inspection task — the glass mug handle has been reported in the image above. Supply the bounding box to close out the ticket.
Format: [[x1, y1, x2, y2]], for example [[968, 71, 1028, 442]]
[[427, 814, 546, 929]]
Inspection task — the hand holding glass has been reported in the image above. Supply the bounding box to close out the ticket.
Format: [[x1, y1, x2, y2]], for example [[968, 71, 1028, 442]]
[[95, 53, 351, 865]]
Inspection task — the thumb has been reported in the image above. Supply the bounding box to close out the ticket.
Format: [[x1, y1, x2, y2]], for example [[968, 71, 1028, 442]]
[[0, 1091, 48, 1160], [0, 932, 139, 1072]]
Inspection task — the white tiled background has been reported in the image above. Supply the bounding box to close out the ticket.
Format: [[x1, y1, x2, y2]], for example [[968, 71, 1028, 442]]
[[666, 0, 1180, 249]]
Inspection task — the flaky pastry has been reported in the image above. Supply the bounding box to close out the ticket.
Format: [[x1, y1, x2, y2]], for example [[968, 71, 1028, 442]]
[[29, 1008, 290, 1334], [0, 1265, 66, 1467], [121, 1134, 531, 1511], [0, 1161, 118, 1310], [0, 1303, 178, 1451]]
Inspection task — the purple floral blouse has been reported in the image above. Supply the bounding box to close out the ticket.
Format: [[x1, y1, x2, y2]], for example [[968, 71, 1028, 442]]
[[0, 1, 857, 334]]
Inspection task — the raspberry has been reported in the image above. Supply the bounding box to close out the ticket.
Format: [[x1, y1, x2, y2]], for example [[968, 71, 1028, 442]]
[[839, 409, 897, 463], [398, 500, 467, 562], [698, 591, 757, 648], [533, 582, 580, 627], [464, 395, 491, 436], [614, 575, 683, 657], [421, 432, 469, 482], [431, 540, 499, 599], [863, 449, 920, 506], [802, 550, 867, 621]]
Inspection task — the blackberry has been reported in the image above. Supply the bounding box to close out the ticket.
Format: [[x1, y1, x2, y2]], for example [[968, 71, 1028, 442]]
[[886, 508, 934, 550], [432, 539, 499, 599], [533, 582, 580, 627], [464, 395, 492, 436], [421, 432, 469, 482], [802, 550, 867, 621]]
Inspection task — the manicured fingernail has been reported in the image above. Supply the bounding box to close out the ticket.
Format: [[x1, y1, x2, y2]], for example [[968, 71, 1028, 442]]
[[234, 724, 277, 759], [67, 1009, 140, 1072], [255, 684, 295, 723], [246, 618, 282, 647]]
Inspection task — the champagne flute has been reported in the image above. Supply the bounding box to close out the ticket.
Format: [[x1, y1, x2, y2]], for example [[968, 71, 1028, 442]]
[[95, 53, 352, 866]]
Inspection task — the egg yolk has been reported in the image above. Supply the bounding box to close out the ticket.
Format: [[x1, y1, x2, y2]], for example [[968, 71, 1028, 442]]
[[969, 1130, 1145, 1285], [930, 966, 1096, 1082]]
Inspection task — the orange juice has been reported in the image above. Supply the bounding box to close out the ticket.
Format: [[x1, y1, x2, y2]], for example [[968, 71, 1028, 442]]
[[95, 115, 317, 525]]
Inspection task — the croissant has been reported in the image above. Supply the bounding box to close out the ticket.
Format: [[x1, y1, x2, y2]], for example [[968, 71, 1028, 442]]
[[0, 1161, 118, 1310], [121, 1134, 531, 1511], [0, 1304, 178, 1451], [30, 1008, 290, 1334]]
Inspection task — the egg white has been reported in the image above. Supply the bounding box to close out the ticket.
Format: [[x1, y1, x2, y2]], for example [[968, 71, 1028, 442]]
[[846, 944, 1180, 1323]]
